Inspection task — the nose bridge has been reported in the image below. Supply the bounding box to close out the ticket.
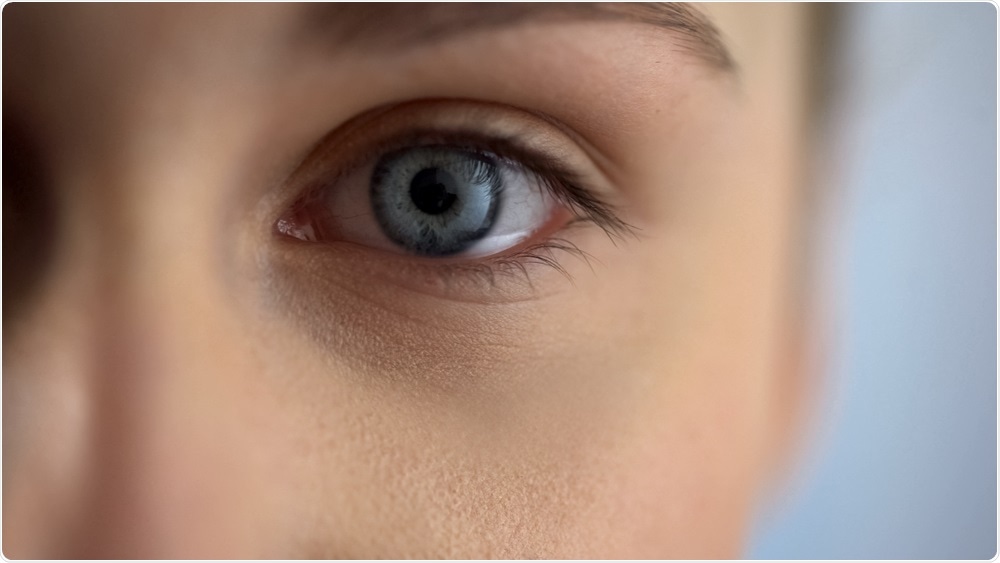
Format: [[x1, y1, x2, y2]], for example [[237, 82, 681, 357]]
[[66, 154, 264, 557], [4, 11, 282, 554], [78, 297, 259, 558]]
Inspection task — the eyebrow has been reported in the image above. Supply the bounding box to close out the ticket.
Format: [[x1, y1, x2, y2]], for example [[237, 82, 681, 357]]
[[299, 2, 734, 71]]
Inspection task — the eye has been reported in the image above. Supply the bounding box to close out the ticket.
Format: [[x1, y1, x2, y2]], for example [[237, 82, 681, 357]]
[[372, 145, 558, 257], [275, 101, 633, 280], [306, 144, 559, 258]]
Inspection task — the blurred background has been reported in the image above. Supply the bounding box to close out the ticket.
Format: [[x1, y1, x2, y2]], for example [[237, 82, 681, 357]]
[[748, 3, 997, 559]]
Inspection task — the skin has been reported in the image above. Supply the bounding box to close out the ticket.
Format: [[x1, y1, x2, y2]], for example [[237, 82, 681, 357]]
[[2, 3, 811, 558]]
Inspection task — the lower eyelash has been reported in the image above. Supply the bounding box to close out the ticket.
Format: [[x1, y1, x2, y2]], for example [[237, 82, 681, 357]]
[[429, 240, 588, 290], [426, 217, 632, 291], [497, 237, 598, 283]]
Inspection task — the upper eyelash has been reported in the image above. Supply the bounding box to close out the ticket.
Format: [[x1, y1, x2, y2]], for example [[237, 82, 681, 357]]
[[330, 127, 637, 240]]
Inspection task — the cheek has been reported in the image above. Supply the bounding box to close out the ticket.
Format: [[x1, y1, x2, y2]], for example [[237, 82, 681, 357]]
[[243, 223, 774, 558], [532, 235, 774, 557]]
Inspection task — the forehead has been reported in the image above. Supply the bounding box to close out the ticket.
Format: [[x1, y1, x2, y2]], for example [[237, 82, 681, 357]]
[[2, 3, 734, 70], [296, 3, 733, 68], [3, 3, 743, 172]]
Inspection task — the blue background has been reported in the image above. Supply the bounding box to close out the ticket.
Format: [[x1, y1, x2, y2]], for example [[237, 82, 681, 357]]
[[748, 4, 997, 559]]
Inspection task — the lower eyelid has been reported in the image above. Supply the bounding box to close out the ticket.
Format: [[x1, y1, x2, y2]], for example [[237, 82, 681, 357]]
[[273, 232, 576, 306], [459, 231, 533, 257]]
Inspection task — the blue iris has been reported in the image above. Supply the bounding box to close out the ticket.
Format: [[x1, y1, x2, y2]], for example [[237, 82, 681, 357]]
[[370, 146, 502, 256]]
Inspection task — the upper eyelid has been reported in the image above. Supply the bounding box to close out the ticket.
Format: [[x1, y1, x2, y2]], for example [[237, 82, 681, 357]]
[[283, 99, 623, 204], [518, 106, 630, 190]]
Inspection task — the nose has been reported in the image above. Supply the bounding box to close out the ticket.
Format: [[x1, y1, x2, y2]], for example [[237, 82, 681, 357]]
[[3, 163, 273, 558], [75, 265, 267, 558]]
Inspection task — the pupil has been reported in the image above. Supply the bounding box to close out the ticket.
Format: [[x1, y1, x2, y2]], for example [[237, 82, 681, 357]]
[[409, 168, 458, 215]]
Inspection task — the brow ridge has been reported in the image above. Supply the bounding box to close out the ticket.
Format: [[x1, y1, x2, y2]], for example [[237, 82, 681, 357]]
[[301, 3, 734, 70]]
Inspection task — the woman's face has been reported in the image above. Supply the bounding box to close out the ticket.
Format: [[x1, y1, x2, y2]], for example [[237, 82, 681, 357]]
[[3, 3, 809, 558]]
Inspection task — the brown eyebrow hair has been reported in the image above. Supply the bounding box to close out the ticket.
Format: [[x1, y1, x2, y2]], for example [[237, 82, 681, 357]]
[[300, 2, 734, 71]]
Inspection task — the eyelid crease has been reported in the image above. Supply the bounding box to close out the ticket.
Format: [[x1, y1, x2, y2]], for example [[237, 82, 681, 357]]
[[517, 105, 633, 193], [293, 98, 629, 199]]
